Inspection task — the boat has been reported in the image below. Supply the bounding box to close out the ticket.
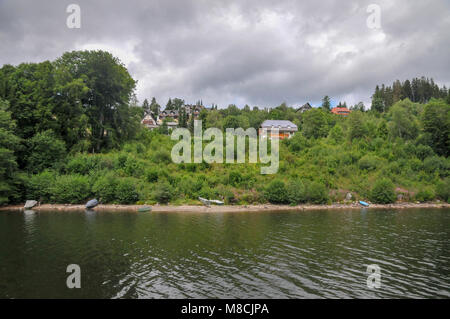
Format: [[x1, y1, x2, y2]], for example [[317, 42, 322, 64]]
[[198, 197, 211, 207], [85, 199, 99, 209], [198, 197, 224, 206], [138, 206, 152, 212], [208, 199, 224, 205], [359, 201, 370, 207], [24, 200, 38, 209]]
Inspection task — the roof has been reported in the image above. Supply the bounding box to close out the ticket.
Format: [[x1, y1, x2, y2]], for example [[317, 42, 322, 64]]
[[260, 120, 298, 131], [296, 103, 312, 112], [331, 107, 351, 115]]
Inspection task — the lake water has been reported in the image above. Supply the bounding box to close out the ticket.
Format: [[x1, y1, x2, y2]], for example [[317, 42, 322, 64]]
[[0, 208, 449, 299]]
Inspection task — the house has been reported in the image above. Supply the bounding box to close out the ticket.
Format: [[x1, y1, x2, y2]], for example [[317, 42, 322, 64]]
[[259, 120, 298, 139], [158, 109, 179, 124], [296, 102, 312, 113], [331, 107, 351, 116], [141, 114, 159, 130]]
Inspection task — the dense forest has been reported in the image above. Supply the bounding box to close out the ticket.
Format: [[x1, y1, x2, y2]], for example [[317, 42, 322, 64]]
[[0, 50, 449, 206]]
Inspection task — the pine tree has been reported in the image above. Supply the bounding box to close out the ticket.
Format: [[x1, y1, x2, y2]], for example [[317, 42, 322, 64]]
[[142, 98, 150, 115], [322, 96, 331, 110]]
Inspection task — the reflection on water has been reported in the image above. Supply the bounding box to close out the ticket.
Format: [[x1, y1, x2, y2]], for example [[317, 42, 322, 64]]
[[0, 209, 449, 299]]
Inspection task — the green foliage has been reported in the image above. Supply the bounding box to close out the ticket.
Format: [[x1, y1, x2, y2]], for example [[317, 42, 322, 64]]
[[27, 130, 66, 173], [358, 155, 381, 171], [51, 174, 91, 204], [92, 172, 118, 203], [0, 99, 21, 204], [436, 178, 450, 203], [115, 178, 139, 204], [370, 178, 396, 204], [27, 170, 57, 202], [302, 108, 329, 139], [415, 187, 436, 202], [287, 180, 307, 204], [306, 181, 329, 204], [422, 99, 449, 156], [154, 182, 172, 204], [265, 180, 289, 204], [1, 54, 449, 207]]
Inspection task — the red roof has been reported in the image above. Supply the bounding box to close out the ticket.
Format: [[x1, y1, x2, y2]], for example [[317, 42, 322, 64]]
[[331, 107, 351, 115]]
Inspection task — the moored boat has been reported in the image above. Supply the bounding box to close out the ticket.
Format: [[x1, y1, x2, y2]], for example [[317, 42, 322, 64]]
[[85, 199, 99, 209], [359, 201, 370, 207], [24, 200, 38, 209]]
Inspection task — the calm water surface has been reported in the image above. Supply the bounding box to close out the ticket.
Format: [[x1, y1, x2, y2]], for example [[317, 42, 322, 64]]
[[0, 209, 449, 298]]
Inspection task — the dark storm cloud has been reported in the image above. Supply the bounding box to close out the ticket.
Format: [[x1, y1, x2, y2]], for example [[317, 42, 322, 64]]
[[0, 0, 449, 108]]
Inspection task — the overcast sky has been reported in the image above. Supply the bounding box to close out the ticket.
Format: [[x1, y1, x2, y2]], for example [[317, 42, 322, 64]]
[[1, 0, 449, 108]]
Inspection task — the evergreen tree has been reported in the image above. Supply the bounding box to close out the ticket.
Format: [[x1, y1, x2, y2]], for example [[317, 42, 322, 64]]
[[142, 98, 150, 115], [150, 97, 160, 117], [322, 96, 331, 110]]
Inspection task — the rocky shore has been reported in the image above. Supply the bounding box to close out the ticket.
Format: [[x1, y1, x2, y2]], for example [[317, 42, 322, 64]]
[[1, 202, 449, 213]]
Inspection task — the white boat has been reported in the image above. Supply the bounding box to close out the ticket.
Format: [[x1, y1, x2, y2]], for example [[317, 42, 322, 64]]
[[24, 200, 38, 209], [198, 197, 224, 206]]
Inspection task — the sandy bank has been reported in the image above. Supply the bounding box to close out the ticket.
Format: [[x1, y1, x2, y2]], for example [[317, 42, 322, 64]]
[[1, 202, 449, 213]]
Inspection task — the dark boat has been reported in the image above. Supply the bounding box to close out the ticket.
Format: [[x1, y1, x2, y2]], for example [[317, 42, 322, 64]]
[[85, 199, 99, 209]]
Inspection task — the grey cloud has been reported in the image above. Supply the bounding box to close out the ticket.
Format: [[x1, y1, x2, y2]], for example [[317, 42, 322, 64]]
[[0, 0, 449, 108]]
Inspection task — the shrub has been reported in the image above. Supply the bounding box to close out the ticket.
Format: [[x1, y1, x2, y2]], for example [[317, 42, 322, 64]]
[[145, 168, 159, 183], [92, 173, 118, 203], [27, 170, 57, 202], [423, 156, 448, 177], [115, 178, 139, 204], [369, 178, 396, 204], [51, 174, 91, 204], [306, 181, 329, 204], [358, 155, 380, 171], [154, 182, 172, 204], [228, 171, 243, 186], [436, 178, 450, 203], [152, 149, 172, 164], [287, 180, 307, 204], [265, 180, 289, 204], [27, 130, 66, 173], [415, 187, 435, 202], [415, 144, 434, 161]]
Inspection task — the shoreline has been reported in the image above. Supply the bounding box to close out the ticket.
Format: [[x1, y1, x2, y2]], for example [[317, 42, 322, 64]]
[[1, 202, 449, 213]]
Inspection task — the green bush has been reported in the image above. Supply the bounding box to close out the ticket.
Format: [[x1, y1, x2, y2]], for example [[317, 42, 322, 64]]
[[92, 173, 118, 203], [154, 182, 172, 204], [369, 178, 396, 204], [115, 178, 139, 204], [51, 174, 91, 204], [27, 170, 57, 202], [228, 171, 243, 186], [152, 149, 172, 164], [145, 168, 159, 183], [423, 156, 447, 177], [27, 130, 66, 173], [415, 187, 436, 202], [306, 181, 329, 204], [287, 180, 307, 204], [265, 180, 289, 204], [436, 178, 450, 203], [358, 155, 380, 171]]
